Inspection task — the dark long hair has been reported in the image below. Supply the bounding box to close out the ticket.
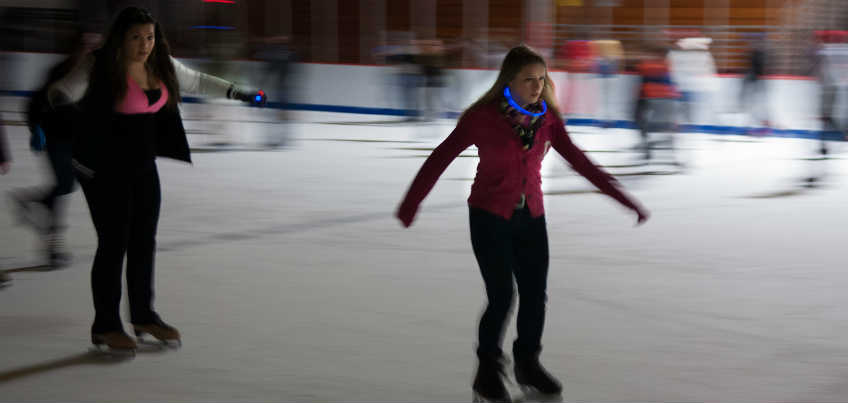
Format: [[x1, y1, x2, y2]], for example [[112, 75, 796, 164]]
[[86, 7, 180, 110], [462, 45, 560, 119]]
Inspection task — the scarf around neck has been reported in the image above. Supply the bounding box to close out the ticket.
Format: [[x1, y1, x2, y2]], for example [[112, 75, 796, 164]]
[[500, 97, 546, 151]]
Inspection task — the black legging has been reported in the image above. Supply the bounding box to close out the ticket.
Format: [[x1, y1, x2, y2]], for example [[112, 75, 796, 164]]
[[78, 166, 160, 334], [469, 205, 549, 360], [41, 137, 75, 232]]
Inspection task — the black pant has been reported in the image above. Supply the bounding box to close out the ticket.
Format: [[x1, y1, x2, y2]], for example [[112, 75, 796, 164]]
[[42, 137, 75, 232], [469, 206, 549, 360], [78, 167, 161, 334], [17, 137, 75, 233]]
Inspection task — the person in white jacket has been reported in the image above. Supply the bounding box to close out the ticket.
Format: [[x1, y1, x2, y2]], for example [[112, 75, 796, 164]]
[[48, 6, 264, 355]]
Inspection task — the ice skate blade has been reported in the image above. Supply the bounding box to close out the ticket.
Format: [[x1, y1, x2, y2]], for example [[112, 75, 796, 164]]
[[47, 257, 72, 270], [88, 345, 136, 358], [473, 391, 514, 402], [517, 386, 563, 402], [135, 333, 182, 349], [8, 193, 47, 232]]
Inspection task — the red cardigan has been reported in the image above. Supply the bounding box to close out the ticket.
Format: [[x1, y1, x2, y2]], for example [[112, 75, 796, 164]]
[[397, 103, 641, 226]]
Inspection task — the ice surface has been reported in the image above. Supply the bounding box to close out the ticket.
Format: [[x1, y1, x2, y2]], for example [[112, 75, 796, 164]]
[[1, 102, 847, 402]]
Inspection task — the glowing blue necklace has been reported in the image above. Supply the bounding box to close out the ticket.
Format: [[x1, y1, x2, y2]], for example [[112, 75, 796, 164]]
[[503, 86, 547, 117]]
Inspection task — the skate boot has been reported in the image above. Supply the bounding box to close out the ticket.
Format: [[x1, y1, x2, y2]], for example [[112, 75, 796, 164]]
[[8, 191, 45, 231], [46, 232, 71, 269], [472, 354, 512, 402], [0, 271, 11, 289], [133, 315, 181, 347], [91, 331, 137, 356], [514, 349, 562, 401]]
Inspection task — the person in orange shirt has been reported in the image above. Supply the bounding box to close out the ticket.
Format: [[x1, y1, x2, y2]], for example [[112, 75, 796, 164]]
[[634, 44, 679, 161]]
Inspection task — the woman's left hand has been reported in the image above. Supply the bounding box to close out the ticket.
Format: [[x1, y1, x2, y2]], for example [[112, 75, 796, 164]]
[[231, 88, 267, 106], [395, 206, 415, 228]]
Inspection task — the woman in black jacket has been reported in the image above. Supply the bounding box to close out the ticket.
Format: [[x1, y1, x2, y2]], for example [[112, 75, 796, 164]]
[[49, 6, 263, 354]]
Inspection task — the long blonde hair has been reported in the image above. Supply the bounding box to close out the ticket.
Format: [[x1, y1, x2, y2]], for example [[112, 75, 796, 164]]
[[462, 45, 560, 119]]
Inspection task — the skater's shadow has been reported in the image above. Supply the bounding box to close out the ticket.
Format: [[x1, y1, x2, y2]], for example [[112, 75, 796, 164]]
[[0, 350, 133, 384], [1, 265, 53, 274], [744, 189, 807, 199], [743, 177, 831, 199]]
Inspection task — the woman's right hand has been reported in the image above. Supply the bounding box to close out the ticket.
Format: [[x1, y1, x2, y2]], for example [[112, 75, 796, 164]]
[[635, 206, 650, 226]]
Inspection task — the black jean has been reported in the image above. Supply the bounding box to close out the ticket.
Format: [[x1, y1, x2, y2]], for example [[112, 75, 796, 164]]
[[78, 166, 161, 334], [469, 206, 549, 360], [42, 137, 75, 232], [17, 137, 75, 233]]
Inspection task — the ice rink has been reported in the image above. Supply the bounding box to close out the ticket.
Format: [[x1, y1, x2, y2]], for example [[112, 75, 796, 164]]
[[2, 99, 848, 402]]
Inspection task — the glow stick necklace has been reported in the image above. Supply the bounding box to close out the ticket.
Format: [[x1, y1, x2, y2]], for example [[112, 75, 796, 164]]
[[503, 86, 547, 117]]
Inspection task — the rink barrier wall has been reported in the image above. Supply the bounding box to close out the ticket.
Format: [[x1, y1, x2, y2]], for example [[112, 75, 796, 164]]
[[0, 52, 844, 141], [2, 90, 845, 142]]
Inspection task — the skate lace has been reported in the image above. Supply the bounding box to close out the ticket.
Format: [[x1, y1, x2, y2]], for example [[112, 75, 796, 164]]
[[48, 234, 63, 248], [47, 233, 68, 257], [497, 356, 513, 386]]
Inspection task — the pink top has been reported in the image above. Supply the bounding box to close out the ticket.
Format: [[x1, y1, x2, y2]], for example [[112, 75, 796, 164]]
[[115, 75, 168, 114]]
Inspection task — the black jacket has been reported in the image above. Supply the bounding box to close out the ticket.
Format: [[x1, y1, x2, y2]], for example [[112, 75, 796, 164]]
[[72, 105, 191, 177], [28, 57, 78, 140]]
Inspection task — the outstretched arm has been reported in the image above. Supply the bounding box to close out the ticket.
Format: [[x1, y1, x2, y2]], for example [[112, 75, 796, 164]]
[[45, 55, 267, 107], [550, 121, 649, 224], [172, 57, 232, 98], [171, 57, 266, 104], [396, 117, 474, 227]]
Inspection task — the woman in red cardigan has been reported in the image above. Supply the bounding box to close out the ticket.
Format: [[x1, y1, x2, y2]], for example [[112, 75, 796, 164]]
[[396, 45, 649, 402]]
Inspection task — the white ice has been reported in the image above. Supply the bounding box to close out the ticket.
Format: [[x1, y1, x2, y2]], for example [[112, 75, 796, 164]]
[[1, 98, 848, 402]]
